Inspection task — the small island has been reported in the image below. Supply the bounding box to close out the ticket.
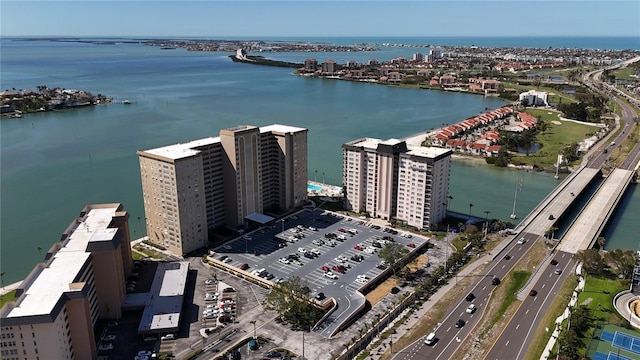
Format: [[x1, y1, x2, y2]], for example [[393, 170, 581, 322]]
[[1, 86, 116, 118]]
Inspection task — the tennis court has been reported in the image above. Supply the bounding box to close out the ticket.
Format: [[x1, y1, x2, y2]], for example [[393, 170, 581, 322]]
[[592, 351, 635, 360], [600, 330, 640, 354]]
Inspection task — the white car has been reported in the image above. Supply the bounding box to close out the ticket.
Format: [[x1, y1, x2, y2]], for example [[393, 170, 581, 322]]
[[223, 257, 233, 263], [311, 249, 321, 256], [334, 255, 347, 263], [312, 239, 324, 246], [355, 277, 368, 284], [466, 304, 477, 314], [517, 237, 526, 244], [204, 278, 215, 285], [98, 343, 114, 351], [357, 274, 369, 280], [324, 272, 339, 279], [364, 247, 377, 254], [308, 227, 317, 231], [297, 247, 307, 253], [161, 334, 176, 341], [279, 257, 291, 264]]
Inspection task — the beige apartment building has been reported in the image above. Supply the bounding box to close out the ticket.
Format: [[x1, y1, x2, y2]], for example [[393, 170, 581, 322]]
[[137, 124, 308, 256], [0, 204, 133, 360], [343, 138, 451, 230]]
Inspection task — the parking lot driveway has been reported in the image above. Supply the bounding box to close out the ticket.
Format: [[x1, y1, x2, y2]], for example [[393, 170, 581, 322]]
[[208, 210, 434, 337]]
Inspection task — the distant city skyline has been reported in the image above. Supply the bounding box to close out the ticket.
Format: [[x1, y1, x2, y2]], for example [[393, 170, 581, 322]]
[[1, 1, 638, 38]]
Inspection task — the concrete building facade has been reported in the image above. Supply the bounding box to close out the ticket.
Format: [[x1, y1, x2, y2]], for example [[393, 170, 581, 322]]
[[0, 204, 132, 360], [137, 124, 308, 255], [343, 138, 451, 230]]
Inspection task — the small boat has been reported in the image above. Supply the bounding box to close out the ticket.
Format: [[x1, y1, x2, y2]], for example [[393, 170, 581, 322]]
[[122, 100, 132, 104]]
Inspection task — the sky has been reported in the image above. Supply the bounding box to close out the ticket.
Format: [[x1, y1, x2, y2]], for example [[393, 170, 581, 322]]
[[1, 1, 639, 38]]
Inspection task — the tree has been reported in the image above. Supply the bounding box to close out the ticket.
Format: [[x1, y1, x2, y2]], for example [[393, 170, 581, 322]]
[[570, 305, 592, 335], [605, 249, 636, 279], [378, 243, 409, 276], [263, 276, 322, 329], [557, 328, 582, 360], [575, 249, 605, 275], [520, 97, 529, 107]]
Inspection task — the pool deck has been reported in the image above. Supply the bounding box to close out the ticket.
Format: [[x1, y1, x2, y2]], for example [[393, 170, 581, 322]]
[[307, 181, 343, 197]]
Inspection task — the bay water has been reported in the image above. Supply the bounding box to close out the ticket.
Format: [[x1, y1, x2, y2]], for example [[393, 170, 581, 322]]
[[1, 37, 637, 284]]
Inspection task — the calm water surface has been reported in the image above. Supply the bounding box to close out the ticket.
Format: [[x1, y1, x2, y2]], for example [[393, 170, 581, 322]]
[[1, 38, 637, 284]]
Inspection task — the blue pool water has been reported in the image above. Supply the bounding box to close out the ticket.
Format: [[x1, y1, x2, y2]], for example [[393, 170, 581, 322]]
[[308, 184, 323, 191]]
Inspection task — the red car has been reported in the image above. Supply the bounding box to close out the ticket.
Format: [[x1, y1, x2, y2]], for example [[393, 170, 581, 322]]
[[354, 245, 363, 251], [320, 265, 330, 272], [239, 263, 249, 270], [332, 265, 345, 274], [407, 242, 416, 248], [529, 289, 537, 297], [338, 228, 346, 233]]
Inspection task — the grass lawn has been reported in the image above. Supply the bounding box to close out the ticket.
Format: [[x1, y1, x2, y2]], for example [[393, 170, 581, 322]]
[[510, 110, 601, 168], [0, 290, 16, 308], [577, 276, 629, 325], [612, 66, 639, 81]]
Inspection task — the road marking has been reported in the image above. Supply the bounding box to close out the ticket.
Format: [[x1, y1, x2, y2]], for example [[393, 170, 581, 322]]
[[541, 284, 546, 289], [525, 309, 529, 315], [446, 326, 451, 332], [505, 340, 510, 346], [516, 324, 520, 330]]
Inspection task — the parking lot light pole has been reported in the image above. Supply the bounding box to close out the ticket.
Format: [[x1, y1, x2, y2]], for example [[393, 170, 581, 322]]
[[281, 219, 285, 233], [250, 320, 256, 339]]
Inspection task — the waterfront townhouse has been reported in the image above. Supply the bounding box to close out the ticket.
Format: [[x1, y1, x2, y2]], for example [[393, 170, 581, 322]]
[[0, 204, 133, 360], [343, 138, 451, 230], [137, 124, 308, 256]]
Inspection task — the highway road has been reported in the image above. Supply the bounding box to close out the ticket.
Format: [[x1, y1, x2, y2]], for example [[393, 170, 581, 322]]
[[391, 232, 540, 360], [483, 252, 575, 360]]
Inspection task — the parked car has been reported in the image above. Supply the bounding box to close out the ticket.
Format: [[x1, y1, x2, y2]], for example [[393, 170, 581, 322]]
[[279, 257, 290, 264], [161, 334, 176, 341], [407, 242, 416, 248], [98, 343, 114, 351], [204, 278, 215, 285], [101, 334, 116, 341], [321, 265, 330, 272], [315, 292, 325, 300], [239, 263, 249, 270], [353, 245, 363, 251], [324, 272, 338, 279]]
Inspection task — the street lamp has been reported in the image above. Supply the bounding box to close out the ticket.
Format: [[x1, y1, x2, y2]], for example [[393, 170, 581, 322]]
[[249, 320, 256, 339]]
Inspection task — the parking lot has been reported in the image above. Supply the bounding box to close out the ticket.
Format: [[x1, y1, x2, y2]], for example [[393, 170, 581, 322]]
[[212, 208, 430, 337]]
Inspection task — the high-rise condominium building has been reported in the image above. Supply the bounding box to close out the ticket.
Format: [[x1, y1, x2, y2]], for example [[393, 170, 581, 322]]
[[137, 124, 308, 256], [0, 204, 133, 360], [343, 138, 452, 230]]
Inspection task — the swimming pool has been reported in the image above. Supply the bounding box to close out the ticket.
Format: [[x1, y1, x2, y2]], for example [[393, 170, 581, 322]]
[[307, 184, 322, 192]]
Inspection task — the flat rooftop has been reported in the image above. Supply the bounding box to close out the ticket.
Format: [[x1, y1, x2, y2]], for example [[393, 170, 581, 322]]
[[139, 136, 219, 161], [405, 145, 451, 158], [5, 205, 121, 319]]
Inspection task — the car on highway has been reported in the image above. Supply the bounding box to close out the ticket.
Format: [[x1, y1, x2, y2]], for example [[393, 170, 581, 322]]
[[517, 237, 526, 244], [492, 277, 501, 285], [466, 304, 476, 314], [550, 259, 558, 266], [504, 254, 511, 260], [529, 289, 538, 297], [554, 269, 563, 275], [424, 332, 437, 346], [466, 293, 475, 301], [455, 319, 465, 328]]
